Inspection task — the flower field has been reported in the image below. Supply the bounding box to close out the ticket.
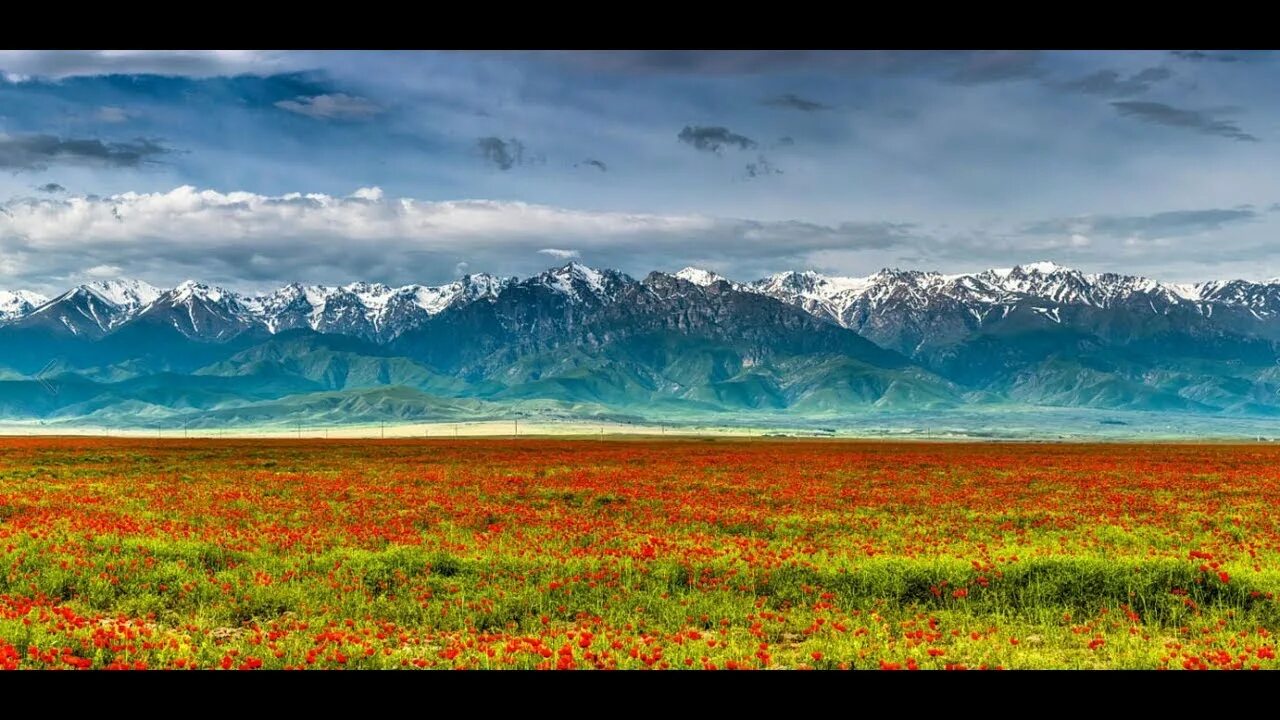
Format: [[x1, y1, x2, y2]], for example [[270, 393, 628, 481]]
[[1, 437, 1279, 670]]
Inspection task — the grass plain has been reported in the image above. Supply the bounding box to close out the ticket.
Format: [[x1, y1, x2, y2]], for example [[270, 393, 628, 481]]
[[1, 437, 1277, 670]]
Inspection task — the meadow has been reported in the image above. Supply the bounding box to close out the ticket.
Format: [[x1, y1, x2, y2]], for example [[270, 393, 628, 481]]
[[1, 437, 1277, 670]]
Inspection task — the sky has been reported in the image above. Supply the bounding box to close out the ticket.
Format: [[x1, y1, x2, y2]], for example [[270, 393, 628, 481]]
[[1, 49, 1278, 295]]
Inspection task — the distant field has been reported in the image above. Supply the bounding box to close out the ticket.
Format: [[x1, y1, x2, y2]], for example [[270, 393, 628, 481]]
[[0, 421, 767, 440], [5, 405, 1280, 441], [1, 438, 1278, 670]]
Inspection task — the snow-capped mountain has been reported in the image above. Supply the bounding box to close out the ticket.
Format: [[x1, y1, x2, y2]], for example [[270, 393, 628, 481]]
[[134, 280, 260, 341], [82, 279, 163, 315], [1195, 280, 1280, 319], [749, 261, 1280, 347], [1, 261, 1278, 351], [527, 262, 632, 305], [672, 266, 745, 289], [14, 279, 162, 338], [0, 274, 515, 343], [2, 261, 1280, 422], [0, 290, 48, 322], [246, 282, 390, 339], [244, 275, 514, 341]]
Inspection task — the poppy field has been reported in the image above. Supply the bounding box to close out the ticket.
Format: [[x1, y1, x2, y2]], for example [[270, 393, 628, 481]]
[[1, 437, 1279, 670]]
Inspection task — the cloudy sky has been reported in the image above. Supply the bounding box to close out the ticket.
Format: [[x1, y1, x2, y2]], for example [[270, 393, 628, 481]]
[[1, 49, 1278, 294]]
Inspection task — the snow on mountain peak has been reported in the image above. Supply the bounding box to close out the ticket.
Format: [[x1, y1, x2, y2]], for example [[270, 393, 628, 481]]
[[1167, 283, 1203, 301], [341, 282, 395, 310], [537, 262, 616, 300], [83, 279, 161, 308], [674, 267, 727, 286], [407, 284, 461, 315], [173, 280, 229, 303], [0, 290, 49, 321], [1016, 261, 1069, 274], [747, 261, 1280, 331], [7, 264, 1280, 343], [564, 261, 602, 284]]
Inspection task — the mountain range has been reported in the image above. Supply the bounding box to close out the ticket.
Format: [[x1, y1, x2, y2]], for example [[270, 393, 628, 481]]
[[2, 261, 1279, 428]]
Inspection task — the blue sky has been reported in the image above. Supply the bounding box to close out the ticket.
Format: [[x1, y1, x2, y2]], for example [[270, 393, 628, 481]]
[[1, 50, 1278, 293]]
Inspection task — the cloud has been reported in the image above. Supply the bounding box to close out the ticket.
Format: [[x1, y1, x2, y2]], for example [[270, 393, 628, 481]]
[[534, 50, 1047, 84], [0, 186, 924, 291], [1057, 67, 1172, 97], [0, 50, 304, 79], [677, 126, 757, 154], [575, 159, 607, 172], [762, 93, 832, 112], [536, 50, 863, 76], [82, 264, 123, 278], [774, 136, 795, 148], [36, 183, 65, 194], [274, 93, 383, 120], [477, 137, 530, 171], [744, 156, 782, 179], [945, 51, 1044, 84], [0, 134, 172, 171], [1111, 102, 1259, 142], [538, 248, 580, 260], [1169, 50, 1239, 63], [95, 106, 132, 123], [1021, 208, 1258, 240]]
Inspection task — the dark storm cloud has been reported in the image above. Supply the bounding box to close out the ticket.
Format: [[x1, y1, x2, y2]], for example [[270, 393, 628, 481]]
[[1022, 208, 1258, 239], [762, 93, 832, 112], [36, 182, 66, 193], [576, 158, 607, 172], [678, 126, 757, 154], [1111, 102, 1259, 142], [0, 134, 173, 170], [1057, 67, 1172, 97], [477, 137, 526, 170]]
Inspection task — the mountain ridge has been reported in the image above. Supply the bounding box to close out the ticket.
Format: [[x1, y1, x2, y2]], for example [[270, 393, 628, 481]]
[[6, 260, 1280, 337], [1, 260, 1278, 426]]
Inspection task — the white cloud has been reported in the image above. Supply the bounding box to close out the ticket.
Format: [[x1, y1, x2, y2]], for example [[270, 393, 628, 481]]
[[0, 186, 702, 245], [0, 50, 302, 79], [275, 94, 383, 120], [538, 248, 580, 259], [0, 186, 914, 292], [83, 264, 123, 278], [95, 106, 131, 123], [7, 186, 1264, 292]]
